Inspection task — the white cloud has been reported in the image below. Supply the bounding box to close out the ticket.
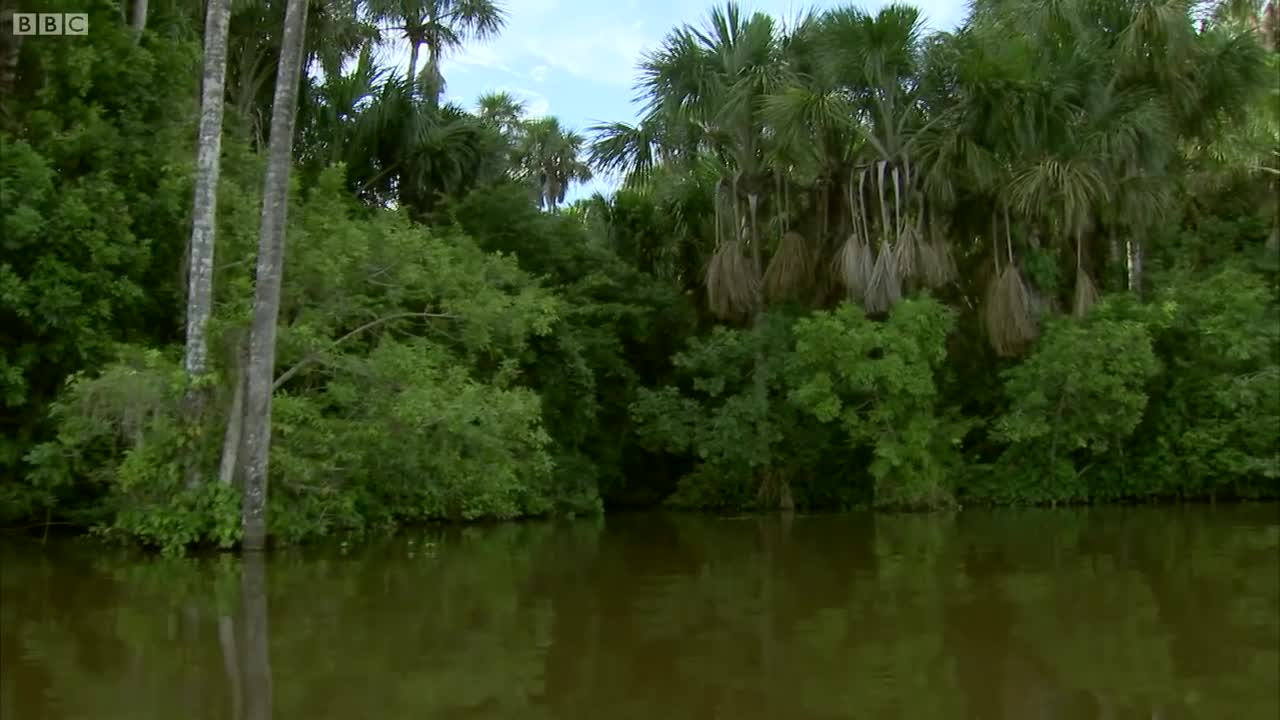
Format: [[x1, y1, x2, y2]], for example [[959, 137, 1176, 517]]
[[497, 86, 551, 117], [441, 43, 512, 74], [524, 20, 654, 87], [530, 65, 549, 83]]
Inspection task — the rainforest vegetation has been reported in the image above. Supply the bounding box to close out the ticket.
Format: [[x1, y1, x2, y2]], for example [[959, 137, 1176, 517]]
[[0, 0, 1276, 552]]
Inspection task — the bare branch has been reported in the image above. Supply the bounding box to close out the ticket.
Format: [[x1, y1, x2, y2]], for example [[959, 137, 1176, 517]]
[[272, 310, 459, 391]]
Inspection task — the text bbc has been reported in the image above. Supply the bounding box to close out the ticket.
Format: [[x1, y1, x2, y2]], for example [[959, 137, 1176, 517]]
[[12, 13, 89, 36]]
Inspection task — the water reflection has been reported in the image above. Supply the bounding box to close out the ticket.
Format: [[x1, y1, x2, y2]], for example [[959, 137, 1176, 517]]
[[241, 551, 272, 720], [1, 505, 1276, 719]]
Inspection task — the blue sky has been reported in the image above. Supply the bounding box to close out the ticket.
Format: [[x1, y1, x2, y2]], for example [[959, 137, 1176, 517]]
[[375, 0, 970, 202]]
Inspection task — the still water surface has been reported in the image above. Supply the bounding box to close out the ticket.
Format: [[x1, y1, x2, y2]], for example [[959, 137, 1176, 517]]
[[1, 505, 1277, 719]]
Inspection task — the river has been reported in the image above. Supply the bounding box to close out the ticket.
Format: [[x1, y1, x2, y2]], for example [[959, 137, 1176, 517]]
[[1, 504, 1277, 719]]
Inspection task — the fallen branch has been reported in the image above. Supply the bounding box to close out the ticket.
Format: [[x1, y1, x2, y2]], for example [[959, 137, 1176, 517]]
[[272, 310, 458, 391]]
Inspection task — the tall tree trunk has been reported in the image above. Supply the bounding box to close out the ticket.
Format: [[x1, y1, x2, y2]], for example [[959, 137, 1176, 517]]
[[218, 352, 246, 486], [407, 38, 420, 90], [239, 0, 309, 551], [1108, 233, 1122, 289], [426, 6, 441, 109], [183, 0, 232, 490], [240, 552, 272, 720], [425, 49, 442, 110], [0, 8, 22, 104], [745, 192, 790, 507], [1126, 236, 1144, 297], [131, 0, 149, 43]]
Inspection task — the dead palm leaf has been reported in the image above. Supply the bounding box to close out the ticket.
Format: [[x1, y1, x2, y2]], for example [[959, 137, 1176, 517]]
[[865, 244, 902, 313], [707, 240, 759, 319], [895, 216, 924, 282], [984, 264, 1038, 356], [1073, 268, 1099, 318], [922, 217, 957, 288], [834, 232, 874, 302], [764, 231, 813, 302]]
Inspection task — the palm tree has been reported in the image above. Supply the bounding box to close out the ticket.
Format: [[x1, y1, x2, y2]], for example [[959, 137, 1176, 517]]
[[370, 0, 506, 107], [905, 0, 1267, 353], [239, 0, 310, 552], [597, 3, 799, 505], [296, 52, 506, 217], [809, 4, 949, 313], [1192, 1, 1279, 253], [295, 42, 386, 182], [476, 90, 526, 137], [589, 0, 1269, 355], [475, 90, 527, 175], [182, 0, 233, 489], [225, 0, 376, 150], [627, 2, 786, 319], [515, 117, 593, 211]]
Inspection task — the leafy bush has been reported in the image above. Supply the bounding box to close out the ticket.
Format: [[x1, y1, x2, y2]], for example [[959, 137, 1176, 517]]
[[787, 298, 966, 509]]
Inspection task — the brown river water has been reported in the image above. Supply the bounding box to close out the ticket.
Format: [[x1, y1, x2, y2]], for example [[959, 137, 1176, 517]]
[[1, 504, 1277, 719]]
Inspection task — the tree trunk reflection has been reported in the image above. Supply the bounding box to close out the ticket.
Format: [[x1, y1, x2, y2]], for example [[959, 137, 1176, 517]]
[[240, 551, 271, 720]]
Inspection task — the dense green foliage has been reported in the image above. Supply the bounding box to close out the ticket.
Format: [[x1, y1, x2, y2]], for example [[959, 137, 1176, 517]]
[[0, 0, 1276, 551]]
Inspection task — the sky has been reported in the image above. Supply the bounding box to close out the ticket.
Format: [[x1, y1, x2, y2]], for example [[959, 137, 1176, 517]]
[[375, 0, 971, 203]]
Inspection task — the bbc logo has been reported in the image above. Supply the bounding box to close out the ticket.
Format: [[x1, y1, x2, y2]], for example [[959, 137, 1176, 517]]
[[12, 13, 89, 35]]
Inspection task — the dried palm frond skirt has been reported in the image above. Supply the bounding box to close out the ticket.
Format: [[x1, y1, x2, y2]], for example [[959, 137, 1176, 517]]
[[707, 240, 760, 319], [865, 244, 903, 314], [1072, 268, 1098, 318], [984, 265, 1038, 356], [764, 231, 814, 303], [834, 232, 874, 303]]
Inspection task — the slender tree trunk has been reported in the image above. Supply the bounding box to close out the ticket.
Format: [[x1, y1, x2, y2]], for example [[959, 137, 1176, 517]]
[[745, 192, 790, 507], [0, 9, 22, 102], [1108, 233, 1122, 288], [425, 49, 442, 109], [426, 6, 441, 109], [240, 552, 272, 720], [218, 355, 246, 486], [131, 0, 149, 43], [238, 0, 309, 551], [183, 0, 232, 490], [1126, 236, 1144, 297], [407, 39, 420, 90]]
